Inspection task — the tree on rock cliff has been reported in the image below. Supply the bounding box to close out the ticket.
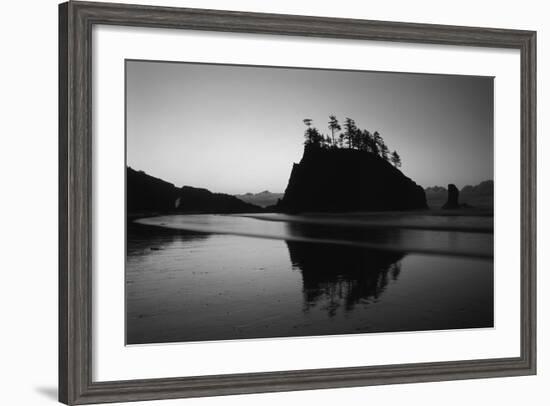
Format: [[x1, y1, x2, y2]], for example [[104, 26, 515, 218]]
[[391, 150, 402, 168], [361, 129, 375, 153], [343, 117, 358, 149], [301, 116, 398, 162], [277, 116, 426, 212], [303, 118, 323, 146], [328, 115, 341, 147], [371, 131, 382, 156], [380, 142, 390, 161]]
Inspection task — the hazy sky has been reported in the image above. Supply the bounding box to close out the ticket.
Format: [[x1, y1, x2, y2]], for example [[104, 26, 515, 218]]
[[126, 60, 493, 195]]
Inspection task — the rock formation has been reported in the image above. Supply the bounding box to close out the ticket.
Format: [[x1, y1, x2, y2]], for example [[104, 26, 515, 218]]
[[425, 180, 493, 209], [276, 145, 427, 213], [442, 184, 460, 209], [127, 167, 263, 214]]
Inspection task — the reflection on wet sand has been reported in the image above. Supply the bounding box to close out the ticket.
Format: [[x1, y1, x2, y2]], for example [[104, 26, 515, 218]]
[[127, 222, 211, 256], [137, 213, 493, 259], [287, 240, 404, 316], [126, 214, 493, 344]]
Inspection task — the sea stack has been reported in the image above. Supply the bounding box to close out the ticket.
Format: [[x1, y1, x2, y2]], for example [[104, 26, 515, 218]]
[[442, 184, 460, 209], [276, 145, 427, 213]]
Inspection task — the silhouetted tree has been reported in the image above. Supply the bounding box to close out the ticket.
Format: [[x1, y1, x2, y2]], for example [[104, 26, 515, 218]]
[[303, 119, 323, 146], [343, 117, 357, 149], [372, 131, 382, 156], [380, 142, 390, 161], [300, 118, 400, 164], [310, 128, 324, 146], [328, 115, 341, 147], [391, 151, 402, 168], [356, 129, 371, 151]]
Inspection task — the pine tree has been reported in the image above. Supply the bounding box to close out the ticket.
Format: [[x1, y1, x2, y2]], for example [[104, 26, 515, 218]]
[[343, 117, 357, 149], [303, 118, 322, 146], [328, 115, 341, 147], [391, 150, 402, 168]]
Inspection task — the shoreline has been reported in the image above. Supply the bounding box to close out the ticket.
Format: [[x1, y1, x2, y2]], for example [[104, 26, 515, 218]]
[[128, 206, 492, 220], [130, 208, 494, 234]]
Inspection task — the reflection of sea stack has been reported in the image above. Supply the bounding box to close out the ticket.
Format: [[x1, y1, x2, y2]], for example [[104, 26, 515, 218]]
[[285, 239, 405, 313], [442, 184, 459, 209]]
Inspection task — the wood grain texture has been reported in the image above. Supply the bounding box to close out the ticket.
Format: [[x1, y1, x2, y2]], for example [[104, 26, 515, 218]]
[[58, 1, 537, 404], [58, 3, 69, 404]]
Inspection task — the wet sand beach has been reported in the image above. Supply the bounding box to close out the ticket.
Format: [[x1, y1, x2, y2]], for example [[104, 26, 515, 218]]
[[126, 213, 493, 344]]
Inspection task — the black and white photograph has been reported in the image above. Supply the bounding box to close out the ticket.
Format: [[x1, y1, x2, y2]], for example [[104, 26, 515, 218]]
[[125, 60, 494, 345], [1, 0, 544, 404]]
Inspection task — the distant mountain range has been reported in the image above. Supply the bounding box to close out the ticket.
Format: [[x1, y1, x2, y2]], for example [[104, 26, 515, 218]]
[[425, 180, 493, 209], [127, 167, 263, 216], [234, 191, 284, 208]]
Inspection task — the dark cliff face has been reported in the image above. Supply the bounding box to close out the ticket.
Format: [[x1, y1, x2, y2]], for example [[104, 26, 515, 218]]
[[277, 146, 427, 213], [127, 167, 179, 212], [127, 167, 263, 214]]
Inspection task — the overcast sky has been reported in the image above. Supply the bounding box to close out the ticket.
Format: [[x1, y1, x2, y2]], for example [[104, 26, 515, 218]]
[[126, 60, 493, 195]]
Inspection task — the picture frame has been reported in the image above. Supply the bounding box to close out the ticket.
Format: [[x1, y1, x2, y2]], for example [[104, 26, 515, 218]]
[[59, 1, 536, 404]]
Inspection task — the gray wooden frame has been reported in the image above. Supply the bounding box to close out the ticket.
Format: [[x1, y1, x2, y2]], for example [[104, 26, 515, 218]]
[[59, 1, 536, 404]]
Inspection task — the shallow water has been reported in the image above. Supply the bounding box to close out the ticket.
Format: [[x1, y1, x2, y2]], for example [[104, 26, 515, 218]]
[[126, 214, 493, 344]]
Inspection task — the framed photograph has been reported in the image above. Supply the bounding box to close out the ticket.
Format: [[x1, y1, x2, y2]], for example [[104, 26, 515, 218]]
[[59, 1, 536, 404]]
